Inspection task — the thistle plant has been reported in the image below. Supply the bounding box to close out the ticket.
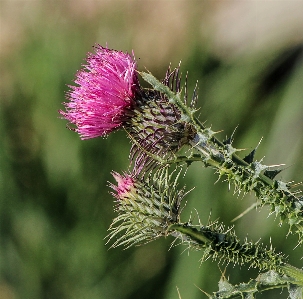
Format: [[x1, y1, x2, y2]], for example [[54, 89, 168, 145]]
[[60, 45, 303, 298]]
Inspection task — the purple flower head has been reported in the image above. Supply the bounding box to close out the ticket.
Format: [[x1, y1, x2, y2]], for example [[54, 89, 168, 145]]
[[59, 45, 139, 139]]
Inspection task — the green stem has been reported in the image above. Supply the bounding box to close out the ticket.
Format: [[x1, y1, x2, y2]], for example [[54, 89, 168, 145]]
[[169, 223, 211, 245], [168, 223, 303, 286]]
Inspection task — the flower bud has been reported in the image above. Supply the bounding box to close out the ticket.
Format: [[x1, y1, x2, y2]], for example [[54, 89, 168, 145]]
[[108, 169, 185, 247]]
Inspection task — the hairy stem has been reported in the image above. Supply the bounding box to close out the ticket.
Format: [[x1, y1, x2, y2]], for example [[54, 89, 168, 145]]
[[168, 223, 303, 286]]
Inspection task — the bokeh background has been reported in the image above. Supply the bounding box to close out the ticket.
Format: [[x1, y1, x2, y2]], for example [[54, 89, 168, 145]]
[[1, 1, 303, 298]]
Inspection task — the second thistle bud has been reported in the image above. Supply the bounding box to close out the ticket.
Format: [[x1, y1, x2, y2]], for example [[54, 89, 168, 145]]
[[108, 169, 185, 248]]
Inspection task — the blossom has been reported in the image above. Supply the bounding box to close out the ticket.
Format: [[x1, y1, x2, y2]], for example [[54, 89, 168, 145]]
[[59, 45, 139, 139], [111, 172, 135, 200]]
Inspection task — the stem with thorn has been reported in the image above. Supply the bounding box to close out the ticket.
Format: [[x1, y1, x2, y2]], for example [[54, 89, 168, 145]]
[[168, 223, 303, 286], [140, 71, 303, 240]]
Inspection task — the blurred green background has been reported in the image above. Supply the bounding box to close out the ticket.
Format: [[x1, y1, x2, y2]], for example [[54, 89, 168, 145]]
[[1, 1, 303, 298]]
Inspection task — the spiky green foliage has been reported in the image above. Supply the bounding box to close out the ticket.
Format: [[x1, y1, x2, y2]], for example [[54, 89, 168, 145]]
[[107, 165, 303, 296], [192, 137, 303, 241], [140, 71, 303, 241], [108, 167, 289, 275]]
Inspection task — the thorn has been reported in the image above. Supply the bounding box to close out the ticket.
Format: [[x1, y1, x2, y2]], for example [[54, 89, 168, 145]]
[[171, 67, 177, 91], [176, 287, 182, 299], [164, 63, 172, 85], [223, 125, 238, 145], [243, 137, 264, 164], [194, 284, 211, 298], [212, 129, 224, 135], [294, 241, 301, 250], [264, 169, 282, 180], [191, 80, 199, 108], [256, 136, 264, 148], [223, 137, 232, 145], [231, 202, 259, 222], [243, 149, 256, 164], [266, 163, 286, 168], [184, 71, 188, 104]]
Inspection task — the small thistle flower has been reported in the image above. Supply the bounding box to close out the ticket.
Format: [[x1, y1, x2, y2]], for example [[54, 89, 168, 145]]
[[111, 172, 136, 201], [59, 45, 139, 139], [107, 169, 185, 248]]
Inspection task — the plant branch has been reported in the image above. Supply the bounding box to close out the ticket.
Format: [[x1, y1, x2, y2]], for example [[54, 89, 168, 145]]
[[140, 71, 303, 241], [168, 223, 303, 287]]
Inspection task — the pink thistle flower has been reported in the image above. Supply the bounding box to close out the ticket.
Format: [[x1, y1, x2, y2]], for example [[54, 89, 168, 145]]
[[107, 169, 187, 248], [59, 45, 139, 139], [111, 172, 136, 201]]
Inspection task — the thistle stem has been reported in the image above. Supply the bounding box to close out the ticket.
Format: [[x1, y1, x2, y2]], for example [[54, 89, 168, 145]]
[[168, 223, 303, 286]]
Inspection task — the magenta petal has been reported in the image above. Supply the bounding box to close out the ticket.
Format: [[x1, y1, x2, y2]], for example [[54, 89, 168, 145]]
[[111, 172, 135, 200], [60, 45, 139, 139]]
